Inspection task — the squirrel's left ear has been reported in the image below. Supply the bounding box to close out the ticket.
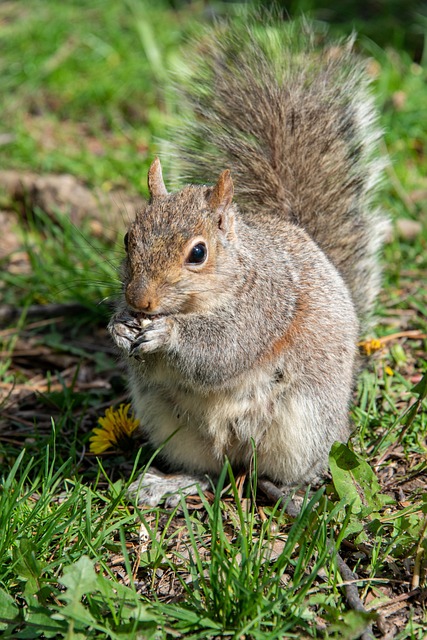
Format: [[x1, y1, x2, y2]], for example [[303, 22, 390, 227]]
[[148, 157, 168, 199], [208, 170, 235, 237]]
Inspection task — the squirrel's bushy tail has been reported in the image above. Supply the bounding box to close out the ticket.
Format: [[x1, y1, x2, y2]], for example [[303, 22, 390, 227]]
[[173, 20, 389, 325]]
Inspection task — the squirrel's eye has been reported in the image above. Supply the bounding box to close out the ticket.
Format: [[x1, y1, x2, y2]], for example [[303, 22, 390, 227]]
[[124, 232, 129, 251], [187, 242, 207, 265]]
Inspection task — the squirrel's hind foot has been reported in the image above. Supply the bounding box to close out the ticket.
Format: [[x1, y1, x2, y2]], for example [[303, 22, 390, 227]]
[[127, 467, 211, 508]]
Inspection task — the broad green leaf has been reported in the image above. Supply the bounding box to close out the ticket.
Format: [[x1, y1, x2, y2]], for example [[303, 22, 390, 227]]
[[13, 538, 42, 598], [58, 556, 99, 603], [329, 443, 393, 514], [20, 606, 66, 638], [0, 587, 20, 631], [328, 609, 376, 639], [53, 601, 97, 628]]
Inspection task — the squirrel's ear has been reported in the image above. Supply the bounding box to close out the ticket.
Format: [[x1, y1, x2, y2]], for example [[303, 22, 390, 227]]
[[147, 157, 168, 198], [208, 170, 235, 236], [208, 170, 234, 211]]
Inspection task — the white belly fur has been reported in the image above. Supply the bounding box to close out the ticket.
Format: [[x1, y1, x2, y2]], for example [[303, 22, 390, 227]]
[[128, 363, 333, 485]]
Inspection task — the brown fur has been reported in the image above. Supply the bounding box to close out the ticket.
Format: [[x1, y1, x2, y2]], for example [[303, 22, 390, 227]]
[[108, 23, 388, 505], [176, 23, 390, 326]]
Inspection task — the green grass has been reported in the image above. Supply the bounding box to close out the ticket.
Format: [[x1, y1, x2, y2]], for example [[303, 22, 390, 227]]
[[0, 0, 195, 193], [0, 451, 381, 639], [1, 1, 426, 638]]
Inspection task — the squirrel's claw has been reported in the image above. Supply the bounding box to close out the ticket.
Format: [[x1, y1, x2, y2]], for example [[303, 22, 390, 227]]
[[109, 314, 171, 356], [130, 316, 171, 354], [108, 315, 141, 355], [127, 467, 210, 508]]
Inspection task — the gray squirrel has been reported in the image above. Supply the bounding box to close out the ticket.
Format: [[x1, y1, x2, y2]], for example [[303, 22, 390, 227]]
[[108, 22, 389, 506]]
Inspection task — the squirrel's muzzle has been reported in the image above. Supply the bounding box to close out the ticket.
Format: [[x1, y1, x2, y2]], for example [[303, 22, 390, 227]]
[[125, 281, 159, 313]]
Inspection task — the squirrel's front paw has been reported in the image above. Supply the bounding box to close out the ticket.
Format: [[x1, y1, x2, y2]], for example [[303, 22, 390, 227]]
[[108, 314, 141, 354], [129, 316, 171, 355]]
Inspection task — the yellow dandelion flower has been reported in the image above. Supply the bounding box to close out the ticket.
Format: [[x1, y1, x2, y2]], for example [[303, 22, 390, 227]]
[[358, 338, 383, 356], [385, 366, 394, 376], [89, 403, 139, 454]]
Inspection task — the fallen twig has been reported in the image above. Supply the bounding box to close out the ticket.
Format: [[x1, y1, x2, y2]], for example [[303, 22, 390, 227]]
[[412, 515, 427, 590], [0, 302, 89, 325]]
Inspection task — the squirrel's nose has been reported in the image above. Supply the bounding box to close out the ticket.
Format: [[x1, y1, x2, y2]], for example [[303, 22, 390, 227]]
[[125, 283, 158, 313]]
